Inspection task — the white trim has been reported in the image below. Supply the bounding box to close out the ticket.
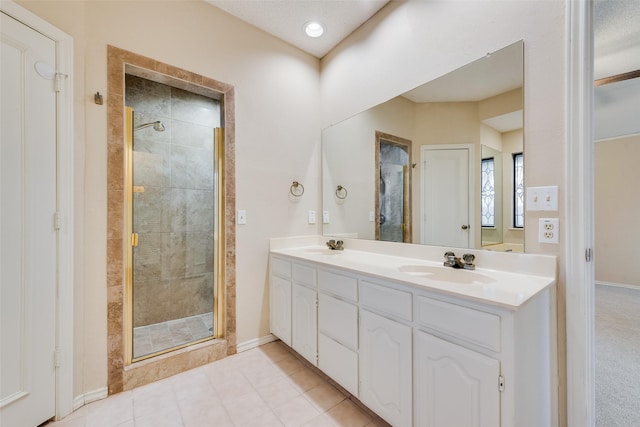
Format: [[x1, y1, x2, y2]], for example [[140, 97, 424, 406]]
[[565, 1, 595, 426], [594, 131, 640, 144], [236, 334, 278, 353], [72, 388, 109, 412], [420, 144, 476, 247], [0, 1, 75, 421], [595, 281, 640, 292]]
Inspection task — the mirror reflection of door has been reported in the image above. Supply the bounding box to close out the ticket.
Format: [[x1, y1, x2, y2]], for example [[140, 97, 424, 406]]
[[421, 145, 473, 248], [375, 131, 412, 243]]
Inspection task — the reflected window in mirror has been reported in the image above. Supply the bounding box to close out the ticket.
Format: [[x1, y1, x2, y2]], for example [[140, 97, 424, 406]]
[[481, 157, 496, 227], [513, 152, 524, 228]]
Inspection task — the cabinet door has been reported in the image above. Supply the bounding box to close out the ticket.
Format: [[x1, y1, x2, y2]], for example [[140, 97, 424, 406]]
[[360, 309, 412, 427], [269, 275, 291, 346], [414, 330, 500, 427], [292, 283, 317, 365]]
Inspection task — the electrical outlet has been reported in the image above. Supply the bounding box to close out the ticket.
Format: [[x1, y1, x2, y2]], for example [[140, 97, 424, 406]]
[[308, 210, 316, 224], [323, 211, 330, 224], [538, 218, 559, 243]]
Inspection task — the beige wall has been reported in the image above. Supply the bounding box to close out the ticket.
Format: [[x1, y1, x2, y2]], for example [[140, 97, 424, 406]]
[[321, 0, 567, 423], [17, 0, 322, 399], [595, 134, 640, 287], [16, 0, 570, 420], [322, 96, 415, 239]]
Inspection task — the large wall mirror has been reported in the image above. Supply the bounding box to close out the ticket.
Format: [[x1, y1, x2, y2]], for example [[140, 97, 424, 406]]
[[322, 40, 524, 252]]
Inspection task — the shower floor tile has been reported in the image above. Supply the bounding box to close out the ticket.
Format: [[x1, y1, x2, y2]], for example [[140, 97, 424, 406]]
[[47, 340, 390, 427], [133, 312, 213, 359]]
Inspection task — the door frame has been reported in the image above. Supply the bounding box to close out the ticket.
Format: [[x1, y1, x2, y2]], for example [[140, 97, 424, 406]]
[[420, 144, 475, 248], [565, 1, 595, 425], [1, 1, 75, 420]]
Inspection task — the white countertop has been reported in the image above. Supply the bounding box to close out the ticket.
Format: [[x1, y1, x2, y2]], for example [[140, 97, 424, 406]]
[[270, 238, 557, 309]]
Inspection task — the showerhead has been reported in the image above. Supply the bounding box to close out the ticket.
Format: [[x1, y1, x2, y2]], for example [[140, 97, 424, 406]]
[[135, 120, 166, 132]]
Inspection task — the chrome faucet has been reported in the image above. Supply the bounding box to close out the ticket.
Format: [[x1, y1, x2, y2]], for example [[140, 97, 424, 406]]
[[443, 251, 476, 270], [326, 239, 344, 251]]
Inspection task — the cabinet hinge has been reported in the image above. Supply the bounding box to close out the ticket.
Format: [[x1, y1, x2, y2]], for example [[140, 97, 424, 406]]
[[54, 211, 61, 231], [54, 349, 62, 368], [498, 374, 505, 392], [54, 72, 68, 92], [585, 248, 592, 262]]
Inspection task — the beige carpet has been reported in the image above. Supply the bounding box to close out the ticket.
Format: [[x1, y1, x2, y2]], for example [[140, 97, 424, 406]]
[[595, 283, 640, 426]]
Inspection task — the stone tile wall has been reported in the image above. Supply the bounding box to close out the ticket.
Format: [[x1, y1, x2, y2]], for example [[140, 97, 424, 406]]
[[126, 75, 219, 328]]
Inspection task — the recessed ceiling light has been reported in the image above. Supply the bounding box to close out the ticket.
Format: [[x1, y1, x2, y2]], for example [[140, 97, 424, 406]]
[[304, 21, 324, 38]]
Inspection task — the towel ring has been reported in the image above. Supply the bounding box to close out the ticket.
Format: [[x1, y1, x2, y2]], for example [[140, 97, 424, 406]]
[[290, 181, 304, 197], [336, 185, 348, 199]]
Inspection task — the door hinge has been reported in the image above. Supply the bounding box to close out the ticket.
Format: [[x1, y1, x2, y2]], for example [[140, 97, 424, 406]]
[[585, 248, 592, 262], [498, 374, 505, 392], [132, 233, 139, 247], [54, 349, 62, 368], [54, 211, 61, 231], [54, 72, 68, 92]]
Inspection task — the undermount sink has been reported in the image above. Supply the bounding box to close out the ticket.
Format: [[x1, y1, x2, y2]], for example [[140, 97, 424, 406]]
[[398, 264, 495, 284], [303, 249, 343, 256]]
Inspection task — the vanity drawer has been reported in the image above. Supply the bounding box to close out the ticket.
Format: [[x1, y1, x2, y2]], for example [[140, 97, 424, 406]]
[[318, 293, 358, 350], [415, 296, 501, 352], [360, 280, 412, 321], [318, 269, 358, 301], [318, 333, 358, 397], [293, 263, 316, 289], [270, 257, 291, 280]]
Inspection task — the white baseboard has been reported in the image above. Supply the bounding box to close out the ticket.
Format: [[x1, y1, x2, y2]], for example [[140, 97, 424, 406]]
[[73, 387, 108, 411], [236, 334, 277, 353], [596, 281, 640, 291]]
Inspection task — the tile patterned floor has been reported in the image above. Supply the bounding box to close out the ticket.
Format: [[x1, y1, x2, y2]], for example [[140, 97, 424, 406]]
[[46, 341, 389, 427], [133, 313, 213, 359]]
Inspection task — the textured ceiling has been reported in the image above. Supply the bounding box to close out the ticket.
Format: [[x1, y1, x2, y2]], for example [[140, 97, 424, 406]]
[[594, 0, 640, 79], [205, 0, 390, 58]]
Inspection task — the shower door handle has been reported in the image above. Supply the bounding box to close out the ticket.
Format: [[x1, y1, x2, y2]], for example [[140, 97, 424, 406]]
[[131, 233, 139, 247]]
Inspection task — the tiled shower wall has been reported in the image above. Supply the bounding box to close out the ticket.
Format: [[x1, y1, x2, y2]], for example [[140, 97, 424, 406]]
[[126, 75, 220, 327]]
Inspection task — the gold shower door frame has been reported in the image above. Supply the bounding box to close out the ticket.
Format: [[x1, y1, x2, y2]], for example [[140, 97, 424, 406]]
[[124, 107, 225, 364], [374, 131, 412, 243]]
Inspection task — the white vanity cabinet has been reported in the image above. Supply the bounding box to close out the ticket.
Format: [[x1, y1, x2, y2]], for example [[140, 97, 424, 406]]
[[291, 263, 318, 365], [269, 257, 292, 346], [359, 281, 413, 427], [414, 330, 500, 427], [269, 250, 555, 427], [317, 269, 359, 397]]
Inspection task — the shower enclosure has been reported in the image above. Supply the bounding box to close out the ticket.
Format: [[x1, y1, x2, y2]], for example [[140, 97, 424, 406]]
[[375, 131, 412, 243], [124, 74, 223, 361]]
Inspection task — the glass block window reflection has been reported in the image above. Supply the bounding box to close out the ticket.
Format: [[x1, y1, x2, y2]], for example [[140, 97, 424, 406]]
[[513, 153, 524, 228], [481, 158, 495, 227]]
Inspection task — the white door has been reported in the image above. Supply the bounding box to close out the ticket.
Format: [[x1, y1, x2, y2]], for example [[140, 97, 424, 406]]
[[414, 331, 500, 427], [292, 283, 317, 365], [421, 146, 472, 248], [1, 11, 58, 427], [359, 309, 412, 427]]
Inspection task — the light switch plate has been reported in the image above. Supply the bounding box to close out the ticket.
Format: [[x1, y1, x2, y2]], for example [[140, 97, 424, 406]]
[[308, 210, 316, 224], [323, 211, 330, 224], [526, 186, 558, 211], [237, 210, 247, 225], [369, 211, 375, 222]]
